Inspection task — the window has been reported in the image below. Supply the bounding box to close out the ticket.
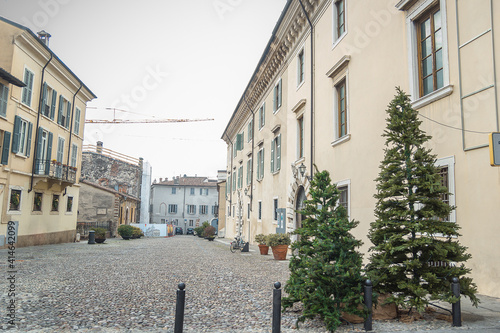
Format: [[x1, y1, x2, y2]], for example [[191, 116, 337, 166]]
[[35, 129, 52, 175], [66, 196, 73, 212], [173, 219, 178, 226], [236, 132, 244, 151], [55, 137, 64, 178], [257, 147, 264, 180], [74, 108, 81, 135], [212, 205, 217, 215], [1, 130, 12, 165], [52, 194, 59, 212], [161, 219, 165, 224], [247, 203, 250, 219], [336, 80, 347, 138], [187, 204, 196, 214], [298, 116, 304, 159], [404, 0, 450, 104], [232, 172, 236, 191], [12, 116, 33, 157], [33, 192, 43, 211], [273, 198, 278, 221], [0, 83, 8, 117], [172, 187, 176, 194], [238, 165, 243, 189], [57, 96, 71, 128], [200, 205, 208, 215], [338, 185, 348, 213], [200, 188, 203, 195], [258, 103, 265, 129], [246, 158, 252, 185], [335, 0, 345, 39], [417, 6, 443, 97], [204, 188, 209, 195], [190, 188, 195, 195], [435, 156, 456, 222], [271, 134, 281, 173], [258, 201, 262, 220], [297, 49, 305, 85], [273, 79, 282, 113], [189, 220, 194, 226], [22, 68, 34, 106], [41, 83, 57, 120], [9, 189, 21, 211], [247, 119, 253, 142], [168, 204, 177, 214]]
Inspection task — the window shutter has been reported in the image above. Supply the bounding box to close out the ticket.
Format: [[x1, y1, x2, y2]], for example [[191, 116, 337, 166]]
[[1, 131, 11, 165], [22, 70, 29, 104], [236, 133, 242, 151], [278, 79, 282, 108], [277, 134, 281, 170], [261, 149, 264, 179], [271, 139, 275, 172], [263, 104, 265, 126], [71, 144, 77, 167], [42, 82, 48, 110], [74, 108, 80, 135], [11, 115, 21, 154], [0, 84, 8, 117], [46, 132, 53, 175], [26, 122, 33, 157], [58, 95, 63, 125], [50, 90, 57, 120], [66, 101, 71, 129], [35, 127, 44, 173]]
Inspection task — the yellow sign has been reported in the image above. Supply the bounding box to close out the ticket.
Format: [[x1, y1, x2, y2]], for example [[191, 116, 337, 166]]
[[489, 132, 500, 166]]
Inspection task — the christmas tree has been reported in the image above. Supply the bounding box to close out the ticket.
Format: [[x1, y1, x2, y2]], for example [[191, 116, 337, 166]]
[[283, 169, 365, 332], [366, 87, 478, 311]]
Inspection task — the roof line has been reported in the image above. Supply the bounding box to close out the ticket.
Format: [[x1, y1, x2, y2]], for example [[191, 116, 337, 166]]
[[221, 0, 293, 140], [0, 15, 97, 99], [0, 67, 26, 87]]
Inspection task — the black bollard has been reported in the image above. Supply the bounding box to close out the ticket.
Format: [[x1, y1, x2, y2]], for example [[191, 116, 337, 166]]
[[242, 242, 249, 252], [451, 277, 461, 327], [88, 230, 95, 244], [364, 279, 373, 331], [174, 283, 186, 333], [272, 282, 281, 333]]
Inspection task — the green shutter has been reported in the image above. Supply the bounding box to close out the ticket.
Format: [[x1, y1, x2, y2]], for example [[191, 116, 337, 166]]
[[66, 101, 72, 129], [26, 122, 33, 157], [22, 70, 29, 104], [41, 82, 48, 114], [11, 115, 21, 154], [58, 95, 63, 125], [261, 148, 264, 178], [46, 132, 53, 175], [74, 108, 80, 135], [1, 131, 11, 165], [236, 134, 242, 151], [0, 83, 8, 117], [277, 134, 281, 171], [50, 90, 57, 120], [35, 127, 44, 174], [278, 79, 282, 108], [271, 139, 275, 172]]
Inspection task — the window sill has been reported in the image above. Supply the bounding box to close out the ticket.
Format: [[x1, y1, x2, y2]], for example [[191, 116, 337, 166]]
[[50, 211, 59, 215], [296, 80, 305, 91], [8, 210, 22, 215], [273, 107, 281, 115], [412, 85, 454, 109], [15, 153, 28, 159], [331, 134, 351, 147], [31, 211, 43, 215], [332, 32, 347, 50], [272, 170, 280, 176]]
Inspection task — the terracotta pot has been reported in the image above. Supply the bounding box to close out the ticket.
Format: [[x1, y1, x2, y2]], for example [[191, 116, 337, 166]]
[[258, 244, 269, 255], [271, 244, 289, 260]]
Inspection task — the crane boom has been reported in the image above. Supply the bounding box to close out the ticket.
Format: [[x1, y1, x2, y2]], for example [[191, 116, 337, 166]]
[[85, 118, 214, 124]]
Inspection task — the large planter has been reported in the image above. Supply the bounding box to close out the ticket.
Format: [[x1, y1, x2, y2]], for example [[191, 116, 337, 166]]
[[95, 238, 106, 244], [206, 236, 215, 241], [121, 236, 131, 240], [258, 244, 269, 255], [271, 245, 289, 260]]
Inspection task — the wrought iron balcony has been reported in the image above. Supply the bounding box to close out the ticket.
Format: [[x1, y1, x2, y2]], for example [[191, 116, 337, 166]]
[[34, 159, 77, 184]]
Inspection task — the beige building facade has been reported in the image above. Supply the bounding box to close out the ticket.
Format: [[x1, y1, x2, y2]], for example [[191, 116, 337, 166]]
[[0, 17, 96, 247], [222, 0, 500, 297]]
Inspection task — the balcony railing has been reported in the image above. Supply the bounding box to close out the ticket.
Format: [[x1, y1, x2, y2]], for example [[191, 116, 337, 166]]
[[34, 159, 77, 183]]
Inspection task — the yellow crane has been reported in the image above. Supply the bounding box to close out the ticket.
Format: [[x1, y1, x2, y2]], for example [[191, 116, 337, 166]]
[[85, 107, 214, 124]]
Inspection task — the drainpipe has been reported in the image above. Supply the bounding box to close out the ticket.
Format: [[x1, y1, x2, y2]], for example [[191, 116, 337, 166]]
[[298, 0, 315, 178], [63, 82, 82, 196], [29, 53, 53, 192]]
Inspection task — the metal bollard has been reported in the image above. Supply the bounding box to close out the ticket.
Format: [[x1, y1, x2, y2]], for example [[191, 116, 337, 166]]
[[88, 230, 95, 244], [364, 279, 373, 331], [174, 283, 186, 333], [451, 277, 461, 327], [241, 242, 249, 252], [272, 282, 281, 333]]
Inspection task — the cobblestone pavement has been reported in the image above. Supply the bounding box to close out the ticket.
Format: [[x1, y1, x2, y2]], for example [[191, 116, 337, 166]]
[[1, 236, 499, 332]]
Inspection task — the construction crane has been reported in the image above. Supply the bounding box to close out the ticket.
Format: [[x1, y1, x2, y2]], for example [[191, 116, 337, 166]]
[[85, 107, 214, 124]]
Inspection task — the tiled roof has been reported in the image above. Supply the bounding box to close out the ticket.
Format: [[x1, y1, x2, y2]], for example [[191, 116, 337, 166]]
[[156, 176, 217, 187]]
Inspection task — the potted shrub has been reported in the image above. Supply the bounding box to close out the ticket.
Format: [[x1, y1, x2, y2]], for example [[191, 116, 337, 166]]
[[91, 227, 107, 243], [266, 233, 291, 260], [117, 224, 134, 240], [255, 234, 269, 255], [194, 226, 204, 237], [131, 226, 144, 239], [203, 225, 216, 241]]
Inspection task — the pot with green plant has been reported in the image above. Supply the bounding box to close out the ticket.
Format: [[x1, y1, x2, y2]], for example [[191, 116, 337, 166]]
[[131, 226, 144, 239], [203, 225, 216, 241], [255, 234, 269, 255], [267, 233, 291, 260], [91, 227, 107, 243], [117, 224, 134, 240]]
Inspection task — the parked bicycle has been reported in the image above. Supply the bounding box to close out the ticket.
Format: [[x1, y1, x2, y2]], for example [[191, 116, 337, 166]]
[[230, 236, 247, 253]]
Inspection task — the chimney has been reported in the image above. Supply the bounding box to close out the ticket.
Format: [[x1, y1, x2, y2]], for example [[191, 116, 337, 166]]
[[159, 178, 163, 183], [96, 141, 103, 154], [37, 30, 51, 47]]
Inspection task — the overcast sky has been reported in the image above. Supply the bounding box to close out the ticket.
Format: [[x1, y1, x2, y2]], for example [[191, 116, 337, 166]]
[[0, 0, 287, 181]]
